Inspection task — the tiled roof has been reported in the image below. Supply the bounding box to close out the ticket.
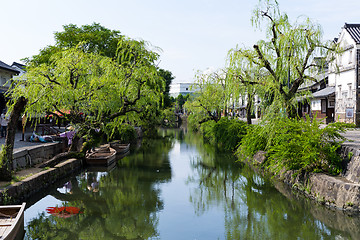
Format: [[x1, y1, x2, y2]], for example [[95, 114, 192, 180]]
[[344, 23, 360, 44], [0, 60, 19, 74], [312, 86, 335, 98], [11, 62, 26, 71]]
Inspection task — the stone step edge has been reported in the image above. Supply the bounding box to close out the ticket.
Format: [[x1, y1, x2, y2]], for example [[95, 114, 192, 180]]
[[0, 158, 83, 204]]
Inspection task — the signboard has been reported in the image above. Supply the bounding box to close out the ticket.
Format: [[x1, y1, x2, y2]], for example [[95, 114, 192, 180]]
[[346, 108, 354, 118]]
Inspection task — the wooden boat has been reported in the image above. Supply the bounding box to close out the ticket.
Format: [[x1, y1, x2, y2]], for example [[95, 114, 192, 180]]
[[85, 146, 117, 166], [109, 142, 130, 156], [0, 202, 26, 240]]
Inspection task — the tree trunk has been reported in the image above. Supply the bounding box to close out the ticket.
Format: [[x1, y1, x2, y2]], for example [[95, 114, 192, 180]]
[[246, 93, 253, 125], [40, 151, 84, 168], [286, 101, 298, 119], [0, 97, 27, 181], [69, 135, 81, 152]]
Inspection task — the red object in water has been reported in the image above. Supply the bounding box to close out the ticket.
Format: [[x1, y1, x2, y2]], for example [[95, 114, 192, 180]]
[[46, 206, 82, 218]]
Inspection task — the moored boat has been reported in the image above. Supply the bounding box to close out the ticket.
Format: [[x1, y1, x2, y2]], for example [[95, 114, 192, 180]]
[[109, 142, 130, 156], [0, 202, 26, 240], [85, 146, 117, 166]]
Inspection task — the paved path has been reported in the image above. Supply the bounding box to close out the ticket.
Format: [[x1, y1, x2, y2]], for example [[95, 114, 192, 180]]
[[0, 130, 47, 151], [341, 129, 360, 149]]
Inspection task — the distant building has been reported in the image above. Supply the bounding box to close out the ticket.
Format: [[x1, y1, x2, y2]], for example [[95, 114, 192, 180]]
[[0, 60, 20, 112], [169, 83, 198, 98]]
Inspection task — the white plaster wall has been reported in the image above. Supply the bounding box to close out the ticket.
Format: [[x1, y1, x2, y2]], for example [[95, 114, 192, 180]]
[[329, 28, 358, 120], [0, 69, 12, 86], [311, 99, 321, 111]]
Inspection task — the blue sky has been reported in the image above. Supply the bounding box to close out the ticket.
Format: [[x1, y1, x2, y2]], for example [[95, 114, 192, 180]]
[[1, 0, 359, 83]]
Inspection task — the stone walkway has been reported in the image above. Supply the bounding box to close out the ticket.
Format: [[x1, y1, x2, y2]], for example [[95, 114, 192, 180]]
[[0, 129, 63, 187], [0, 131, 46, 151], [341, 129, 360, 148]]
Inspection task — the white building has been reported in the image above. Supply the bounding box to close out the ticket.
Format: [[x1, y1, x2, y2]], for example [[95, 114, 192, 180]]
[[169, 83, 198, 98], [11, 62, 26, 80], [0, 60, 19, 112], [328, 23, 360, 124]]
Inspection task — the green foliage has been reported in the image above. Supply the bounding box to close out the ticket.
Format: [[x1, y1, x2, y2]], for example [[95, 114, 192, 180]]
[[10, 30, 167, 150], [199, 118, 248, 152], [237, 124, 268, 158], [226, 0, 341, 119], [106, 124, 137, 144], [184, 70, 226, 124], [238, 117, 345, 175], [158, 69, 174, 109], [200, 120, 216, 145], [213, 118, 248, 151], [0, 145, 7, 167], [328, 122, 357, 129], [187, 113, 202, 132], [24, 23, 122, 65], [161, 108, 177, 128], [174, 94, 190, 112]]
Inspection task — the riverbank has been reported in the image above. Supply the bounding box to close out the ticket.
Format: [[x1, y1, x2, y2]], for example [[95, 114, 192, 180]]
[[249, 129, 360, 211], [0, 129, 83, 204]]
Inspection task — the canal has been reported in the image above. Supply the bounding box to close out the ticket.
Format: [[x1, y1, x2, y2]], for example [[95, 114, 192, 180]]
[[24, 127, 360, 239]]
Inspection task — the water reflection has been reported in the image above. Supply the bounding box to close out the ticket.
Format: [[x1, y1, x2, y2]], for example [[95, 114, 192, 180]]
[[24, 127, 360, 239], [185, 128, 354, 240], [25, 137, 173, 240]]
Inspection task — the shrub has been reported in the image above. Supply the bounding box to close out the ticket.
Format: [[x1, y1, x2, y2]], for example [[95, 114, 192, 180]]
[[161, 108, 177, 128], [328, 122, 357, 129], [213, 118, 248, 151], [238, 116, 345, 175], [237, 124, 267, 158], [200, 120, 216, 145], [198, 118, 248, 152], [187, 114, 201, 132]]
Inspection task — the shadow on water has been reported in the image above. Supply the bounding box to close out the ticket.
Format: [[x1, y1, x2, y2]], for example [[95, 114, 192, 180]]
[[24, 126, 360, 239]]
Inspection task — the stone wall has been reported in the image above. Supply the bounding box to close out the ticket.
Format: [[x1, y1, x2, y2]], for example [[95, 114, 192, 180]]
[[1, 158, 83, 204], [12, 141, 67, 170], [252, 144, 360, 211]]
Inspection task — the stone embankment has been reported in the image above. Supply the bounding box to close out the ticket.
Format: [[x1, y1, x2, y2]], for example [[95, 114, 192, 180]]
[[253, 130, 360, 211], [3, 158, 82, 204], [0, 141, 83, 204]]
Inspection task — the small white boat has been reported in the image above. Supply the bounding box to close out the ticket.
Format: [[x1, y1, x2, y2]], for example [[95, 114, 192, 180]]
[[0, 202, 26, 240]]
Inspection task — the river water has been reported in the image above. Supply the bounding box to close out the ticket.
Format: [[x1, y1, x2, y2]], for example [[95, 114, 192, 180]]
[[23, 127, 360, 239]]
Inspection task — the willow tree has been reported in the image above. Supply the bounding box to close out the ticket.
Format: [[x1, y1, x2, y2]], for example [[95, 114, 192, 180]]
[[184, 69, 228, 126], [227, 47, 266, 124], [0, 39, 164, 179], [238, 0, 337, 118]]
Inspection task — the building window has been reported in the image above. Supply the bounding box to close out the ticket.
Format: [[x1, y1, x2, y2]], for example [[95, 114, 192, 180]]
[[321, 99, 327, 113], [186, 88, 188, 91], [342, 91, 348, 99], [349, 50, 353, 64], [348, 84, 352, 99]]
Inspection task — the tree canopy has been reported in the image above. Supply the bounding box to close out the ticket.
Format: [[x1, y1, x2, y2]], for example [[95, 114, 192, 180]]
[[24, 23, 123, 65], [10, 39, 163, 144], [237, 0, 338, 118], [7, 23, 172, 156]]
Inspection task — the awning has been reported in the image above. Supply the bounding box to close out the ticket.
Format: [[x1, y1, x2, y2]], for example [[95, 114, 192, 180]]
[[312, 86, 335, 98]]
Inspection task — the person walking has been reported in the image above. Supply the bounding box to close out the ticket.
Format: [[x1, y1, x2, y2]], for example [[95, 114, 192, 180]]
[[1, 111, 9, 138]]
